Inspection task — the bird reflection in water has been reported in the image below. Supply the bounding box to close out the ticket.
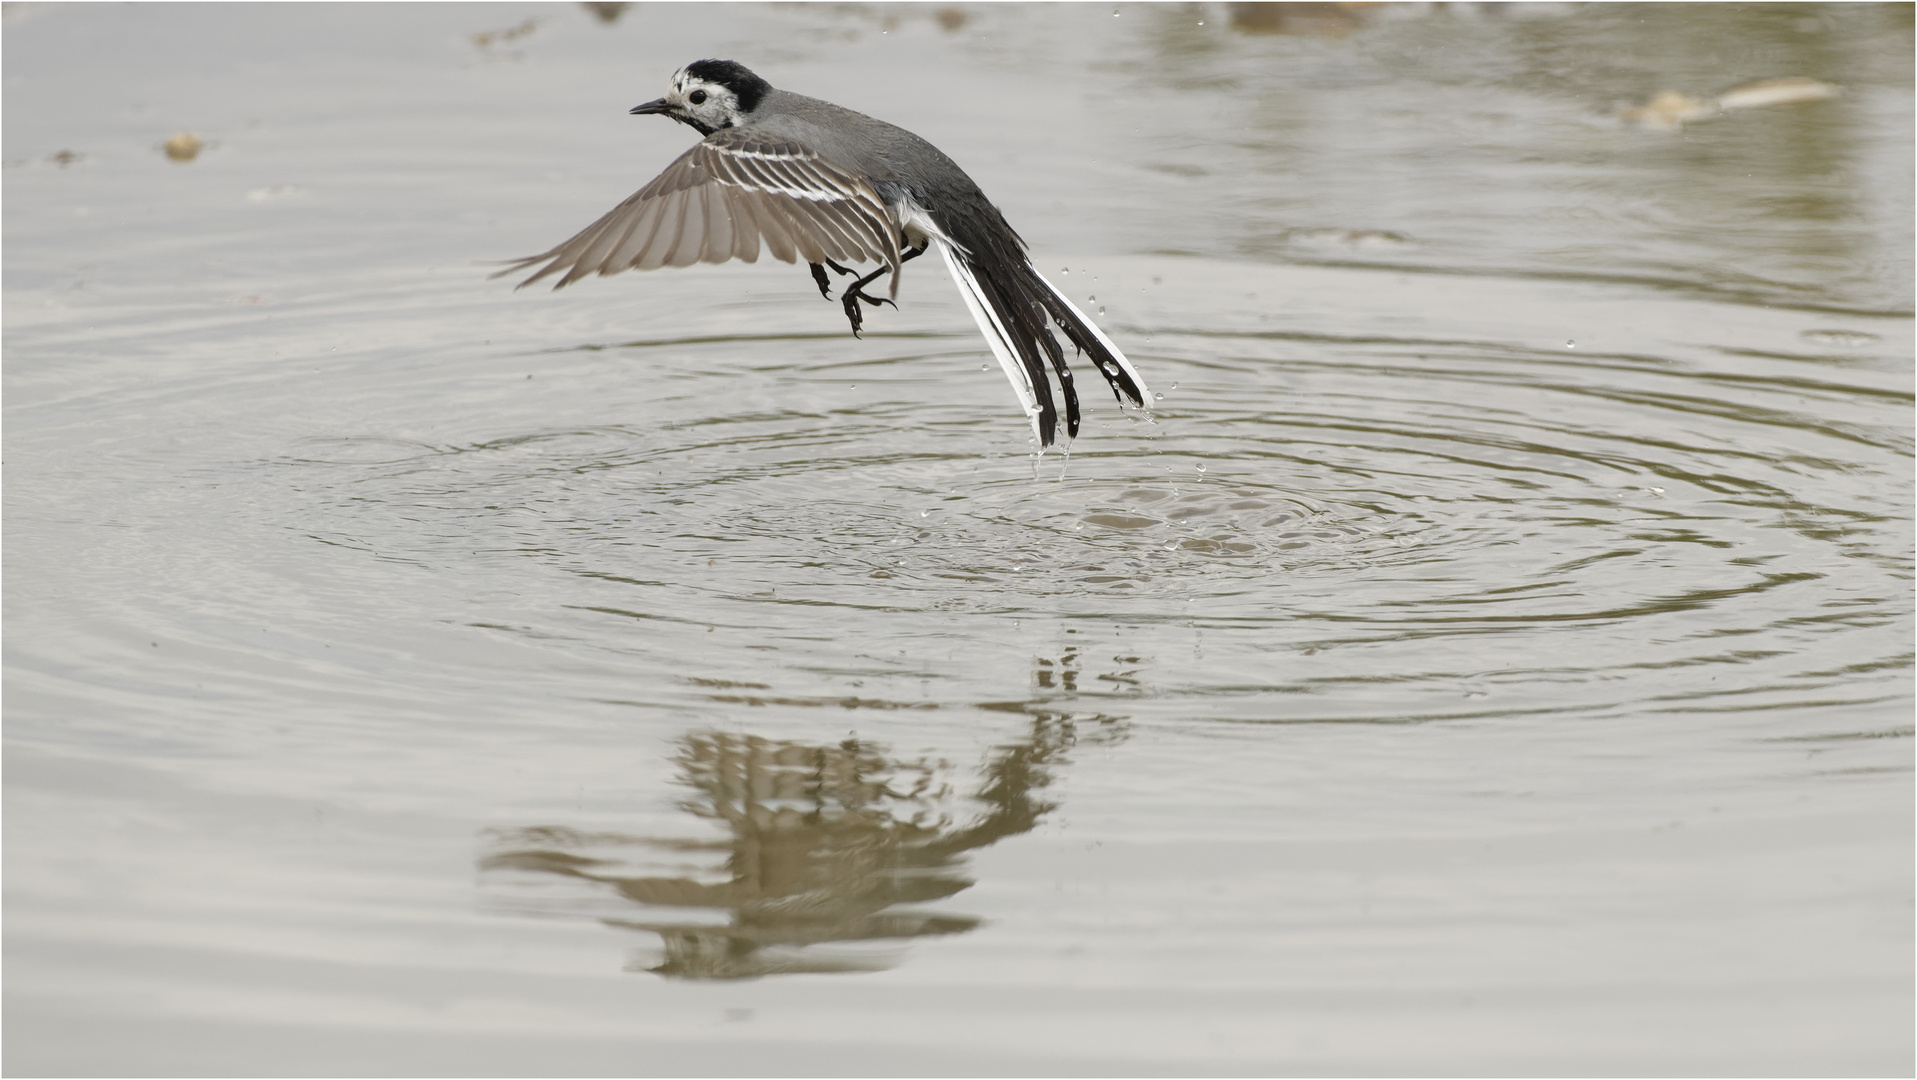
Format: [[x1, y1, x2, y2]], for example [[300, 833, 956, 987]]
[[480, 712, 1124, 980]]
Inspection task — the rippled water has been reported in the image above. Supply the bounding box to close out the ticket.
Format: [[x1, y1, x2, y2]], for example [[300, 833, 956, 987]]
[[6, 3, 1912, 1074]]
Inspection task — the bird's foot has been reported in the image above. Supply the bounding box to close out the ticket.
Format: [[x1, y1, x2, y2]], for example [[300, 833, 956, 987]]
[[809, 261, 865, 301], [839, 285, 896, 338]]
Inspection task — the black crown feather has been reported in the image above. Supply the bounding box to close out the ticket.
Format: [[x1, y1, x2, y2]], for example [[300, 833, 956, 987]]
[[684, 59, 771, 113]]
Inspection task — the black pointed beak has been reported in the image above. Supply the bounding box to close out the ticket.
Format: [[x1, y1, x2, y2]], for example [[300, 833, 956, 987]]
[[630, 98, 673, 116]]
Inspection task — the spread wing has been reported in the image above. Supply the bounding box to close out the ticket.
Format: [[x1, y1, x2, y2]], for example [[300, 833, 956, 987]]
[[495, 129, 902, 289]]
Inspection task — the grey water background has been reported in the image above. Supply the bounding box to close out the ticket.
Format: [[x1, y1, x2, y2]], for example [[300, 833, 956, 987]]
[[4, 2, 1911, 1074]]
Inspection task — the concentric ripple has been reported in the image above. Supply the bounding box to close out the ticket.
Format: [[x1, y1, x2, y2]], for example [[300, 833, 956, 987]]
[[268, 257, 1911, 727]]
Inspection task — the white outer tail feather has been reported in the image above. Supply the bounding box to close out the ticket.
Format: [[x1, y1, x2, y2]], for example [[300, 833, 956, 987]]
[[932, 240, 1153, 445], [1034, 273, 1153, 407], [933, 238, 1044, 444]]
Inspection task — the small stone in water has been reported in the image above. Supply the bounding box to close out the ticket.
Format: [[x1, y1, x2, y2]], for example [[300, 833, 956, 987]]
[[164, 132, 206, 162]]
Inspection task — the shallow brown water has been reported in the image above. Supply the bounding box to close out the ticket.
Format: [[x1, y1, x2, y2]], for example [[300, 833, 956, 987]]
[[5, 3, 1912, 1075]]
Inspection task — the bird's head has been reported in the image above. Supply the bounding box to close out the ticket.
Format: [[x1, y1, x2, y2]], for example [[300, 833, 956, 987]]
[[631, 60, 771, 136]]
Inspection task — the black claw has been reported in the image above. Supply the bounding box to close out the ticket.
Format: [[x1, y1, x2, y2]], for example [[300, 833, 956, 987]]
[[824, 260, 857, 277], [841, 285, 899, 337], [827, 246, 924, 338], [809, 263, 833, 300]]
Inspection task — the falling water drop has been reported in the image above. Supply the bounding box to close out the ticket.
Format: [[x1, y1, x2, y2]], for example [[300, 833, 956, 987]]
[[1565, 340, 1576, 349]]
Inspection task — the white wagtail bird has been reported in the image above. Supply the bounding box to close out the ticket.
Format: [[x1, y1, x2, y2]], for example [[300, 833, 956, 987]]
[[496, 60, 1151, 447]]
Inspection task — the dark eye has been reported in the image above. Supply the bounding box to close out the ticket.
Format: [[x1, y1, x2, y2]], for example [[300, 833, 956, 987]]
[[688, 90, 707, 105]]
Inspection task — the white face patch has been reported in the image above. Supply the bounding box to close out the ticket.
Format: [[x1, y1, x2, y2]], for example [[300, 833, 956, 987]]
[[662, 68, 743, 130]]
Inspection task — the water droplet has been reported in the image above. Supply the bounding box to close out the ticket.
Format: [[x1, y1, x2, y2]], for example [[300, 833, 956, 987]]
[[1097, 306, 1106, 315], [1195, 463, 1205, 472], [1170, 381, 1179, 390], [921, 509, 930, 517], [981, 363, 990, 370], [1565, 340, 1576, 349], [1154, 392, 1164, 401], [1060, 267, 1069, 275], [1087, 294, 1096, 303]]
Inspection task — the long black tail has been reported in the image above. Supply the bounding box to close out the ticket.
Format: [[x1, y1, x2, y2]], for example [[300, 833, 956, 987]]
[[939, 244, 1149, 446]]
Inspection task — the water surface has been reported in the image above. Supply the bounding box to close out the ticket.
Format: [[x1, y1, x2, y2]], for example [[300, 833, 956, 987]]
[[5, 3, 1911, 1075]]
